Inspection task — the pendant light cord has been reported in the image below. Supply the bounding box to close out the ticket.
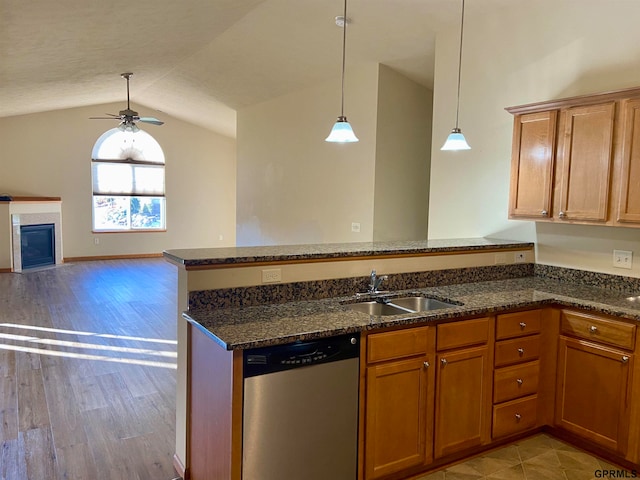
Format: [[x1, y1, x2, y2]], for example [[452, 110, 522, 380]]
[[340, 0, 348, 118], [454, 0, 466, 130]]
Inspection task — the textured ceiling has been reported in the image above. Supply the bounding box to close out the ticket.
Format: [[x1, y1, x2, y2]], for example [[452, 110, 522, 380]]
[[0, 0, 516, 137]]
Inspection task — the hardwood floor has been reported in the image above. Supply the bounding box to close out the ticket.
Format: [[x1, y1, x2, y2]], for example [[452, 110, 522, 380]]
[[0, 259, 179, 480]]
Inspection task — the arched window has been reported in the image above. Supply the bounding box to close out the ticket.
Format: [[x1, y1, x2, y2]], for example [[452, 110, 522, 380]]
[[91, 127, 166, 231]]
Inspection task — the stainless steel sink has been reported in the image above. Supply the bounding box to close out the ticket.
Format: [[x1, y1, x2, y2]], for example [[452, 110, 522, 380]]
[[344, 295, 459, 316], [390, 296, 458, 311], [345, 301, 414, 316]]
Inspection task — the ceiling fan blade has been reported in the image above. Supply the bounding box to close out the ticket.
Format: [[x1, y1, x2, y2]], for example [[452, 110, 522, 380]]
[[138, 117, 164, 126], [89, 116, 121, 120]]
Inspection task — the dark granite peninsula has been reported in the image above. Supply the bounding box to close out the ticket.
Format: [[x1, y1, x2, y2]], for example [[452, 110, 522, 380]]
[[163, 239, 640, 480]]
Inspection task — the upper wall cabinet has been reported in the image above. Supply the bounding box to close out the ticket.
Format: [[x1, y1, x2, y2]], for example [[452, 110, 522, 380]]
[[506, 86, 640, 228], [508, 111, 557, 219], [617, 98, 640, 224]]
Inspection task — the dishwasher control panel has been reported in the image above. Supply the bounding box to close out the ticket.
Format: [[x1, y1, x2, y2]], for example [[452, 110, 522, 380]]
[[243, 333, 359, 378]]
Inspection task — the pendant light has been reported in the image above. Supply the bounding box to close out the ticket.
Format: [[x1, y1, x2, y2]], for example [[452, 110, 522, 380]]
[[326, 0, 359, 143], [441, 0, 471, 151]]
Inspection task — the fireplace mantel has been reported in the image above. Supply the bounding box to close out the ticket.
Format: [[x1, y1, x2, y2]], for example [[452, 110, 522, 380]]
[[0, 197, 63, 272]]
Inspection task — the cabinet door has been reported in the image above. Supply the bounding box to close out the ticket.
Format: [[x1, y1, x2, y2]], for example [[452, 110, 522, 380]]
[[365, 356, 434, 479], [557, 102, 615, 222], [509, 111, 557, 219], [555, 336, 632, 454], [616, 98, 640, 224], [434, 345, 492, 458]]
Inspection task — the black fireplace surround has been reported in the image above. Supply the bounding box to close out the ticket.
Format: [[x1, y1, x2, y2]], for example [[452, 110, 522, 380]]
[[21, 223, 55, 270]]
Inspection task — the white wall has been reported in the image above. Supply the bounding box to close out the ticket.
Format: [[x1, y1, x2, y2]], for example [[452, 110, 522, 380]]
[[374, 64, 432, 241], [429, 0, 640, 277], [0, 103, 237, 259], [236, 62, 380, 246], [0, 204, 9, 269]]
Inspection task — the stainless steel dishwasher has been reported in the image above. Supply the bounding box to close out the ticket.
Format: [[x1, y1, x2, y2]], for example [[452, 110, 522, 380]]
[[242, 333, 359, 480]]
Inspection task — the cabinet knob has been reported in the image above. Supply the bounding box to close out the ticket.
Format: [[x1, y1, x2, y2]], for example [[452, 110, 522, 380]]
[[350, 337, 357, 345], [515, 413, 522, 421], [441, 358, 448, 366], [519, 322, 527, 329], [516, 378, 523, 385], [589, 325, 598, 333], [541, 210, 548, 217], [622, 356, 630, 363], [517, 348, 525, 355], [424, 361, 430, 368], [559, 211, 566, 218]]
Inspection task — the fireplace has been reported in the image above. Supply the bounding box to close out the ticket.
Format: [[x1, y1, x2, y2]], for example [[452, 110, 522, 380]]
[[20, 223, 55, 270]]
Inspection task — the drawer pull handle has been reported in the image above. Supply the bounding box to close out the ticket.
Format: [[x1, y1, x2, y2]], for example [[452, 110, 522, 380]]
[[517, 348, 525, 355], [622, 356, 630, 364], [424, 361, 430, 368], [541, 210, 548, 217], [590, 325, 598, 333], [519, 322, 526, 329], [516, 378, 523, 385], [515, 413, 522, 421], [441, 358, 448, 366]]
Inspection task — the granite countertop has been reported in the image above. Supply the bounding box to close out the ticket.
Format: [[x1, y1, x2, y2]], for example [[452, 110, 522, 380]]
[[164, 238, 533, 268], [184, 276, 640, 350]]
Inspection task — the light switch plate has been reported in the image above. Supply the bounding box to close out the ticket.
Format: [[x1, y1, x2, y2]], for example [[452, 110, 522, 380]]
[[613, 250, 633, 269]]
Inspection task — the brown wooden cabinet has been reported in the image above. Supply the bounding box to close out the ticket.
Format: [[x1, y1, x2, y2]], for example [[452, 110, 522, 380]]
[[555, 310, 636, 455], [556, 102, 615, 222], [492, 310, 543, 440], [508, 111, 557, 219], [616, 97, 640, 225], [434, 318, 493, 458], [363, 327, 435, 479], [506, 86, 640, 227]]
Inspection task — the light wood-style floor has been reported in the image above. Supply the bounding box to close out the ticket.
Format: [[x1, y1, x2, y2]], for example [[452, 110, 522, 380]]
[[0, 259, 178, 480]]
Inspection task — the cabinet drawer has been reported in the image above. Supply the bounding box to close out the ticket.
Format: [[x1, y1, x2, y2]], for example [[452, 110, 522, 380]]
[[494, 335, 540, 367], [493, 361, 539, 403], [496, 310, 542, 340], [437, 317, 489, 351], [367, 327, 429, 363], [560, 310, 636, 350], [492, 395, 537, 439]]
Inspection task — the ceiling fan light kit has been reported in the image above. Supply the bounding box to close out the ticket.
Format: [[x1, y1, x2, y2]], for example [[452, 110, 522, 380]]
[[90, 72, 164, 131], [326, 0, 359, 143], [441, 0, 471, 151]]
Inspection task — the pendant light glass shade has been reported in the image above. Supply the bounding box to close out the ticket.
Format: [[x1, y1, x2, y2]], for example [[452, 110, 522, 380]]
[[441, 128, 470, 151], [326, 116, 359, 142], [326, 0, 359, 143], [441, 0, 470, 151]]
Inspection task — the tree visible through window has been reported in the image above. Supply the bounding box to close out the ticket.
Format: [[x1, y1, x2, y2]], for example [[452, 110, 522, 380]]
[[91, 127, 166, 231]]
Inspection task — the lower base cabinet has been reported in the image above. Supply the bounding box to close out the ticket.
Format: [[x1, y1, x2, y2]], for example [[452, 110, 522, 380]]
[[555, 335, 633, 454], [363, 327, 435, 480], [360, 308, 640, 480]]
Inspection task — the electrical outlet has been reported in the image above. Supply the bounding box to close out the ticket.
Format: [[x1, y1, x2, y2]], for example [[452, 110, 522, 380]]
[[262, 268, 282, 283], [494, 253, 506, 265], [94, 237, 100, 245], [514, 252, 526, 263], [613, 250, 633, 269], [351, 222, 361, 233]]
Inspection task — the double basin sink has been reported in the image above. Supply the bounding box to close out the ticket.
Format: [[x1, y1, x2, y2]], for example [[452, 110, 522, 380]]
[[345, 295, 460, 316]]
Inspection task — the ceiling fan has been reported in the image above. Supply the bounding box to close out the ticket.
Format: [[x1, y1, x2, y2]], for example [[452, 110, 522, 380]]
[[90, 72, 164, 131]]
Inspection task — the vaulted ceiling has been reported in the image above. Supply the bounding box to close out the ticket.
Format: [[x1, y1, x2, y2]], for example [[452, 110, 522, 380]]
[[0, 0, 519, 137]]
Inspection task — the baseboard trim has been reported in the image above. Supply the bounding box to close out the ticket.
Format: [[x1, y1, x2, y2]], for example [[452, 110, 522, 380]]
[[173, 454, 187, 480], [0, 268, 11, 273], [64, 253, 163, 262]]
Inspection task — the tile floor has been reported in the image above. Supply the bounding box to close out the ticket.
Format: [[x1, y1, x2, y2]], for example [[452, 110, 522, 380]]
[[417, 434, 636, 480]]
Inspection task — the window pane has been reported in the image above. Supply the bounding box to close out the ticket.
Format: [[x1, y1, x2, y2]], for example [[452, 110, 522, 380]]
[[132, 165, 165, 195], [131, 197, 165, 229], [93, 196, 130, 230], [93, 163, 133, 194]]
